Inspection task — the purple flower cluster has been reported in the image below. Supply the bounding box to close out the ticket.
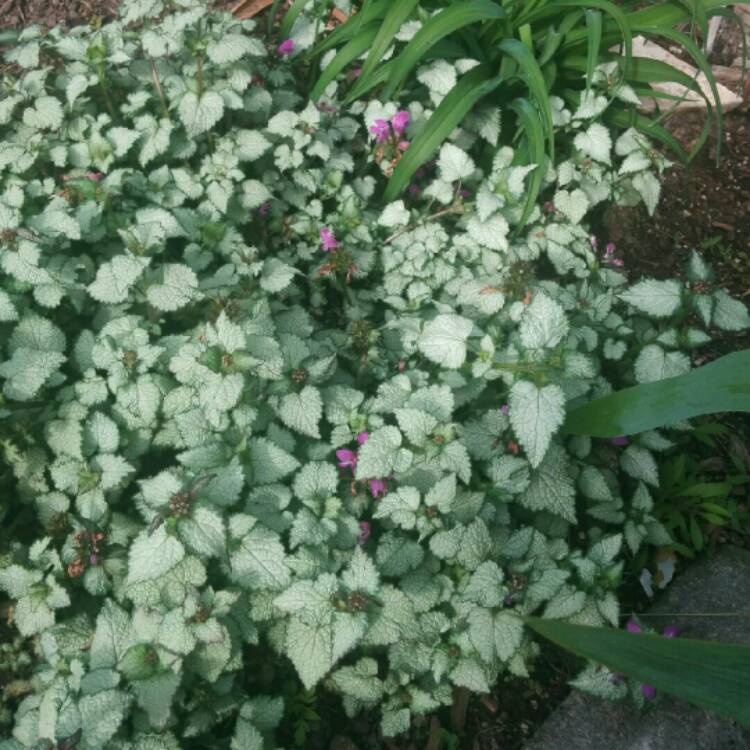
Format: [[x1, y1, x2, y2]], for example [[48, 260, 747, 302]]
[[320, 227, 338, 251], [591, 235, 624, 268], [336, 432, 388, 499], [624, 620, 680, 700], [277, 39, 295, 57], [369, 110, 410, 145]]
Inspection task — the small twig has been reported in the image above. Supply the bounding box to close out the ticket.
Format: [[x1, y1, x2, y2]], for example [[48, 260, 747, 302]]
[[196, 54, 204, 97], [450, 686, 471, 733], [425, 716, 443, 750], [150, 58, 170, 121], [384, 203, 465, 245]]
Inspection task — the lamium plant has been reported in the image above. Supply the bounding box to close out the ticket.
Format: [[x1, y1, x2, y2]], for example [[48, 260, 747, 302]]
[[0, 1, 748, 749]]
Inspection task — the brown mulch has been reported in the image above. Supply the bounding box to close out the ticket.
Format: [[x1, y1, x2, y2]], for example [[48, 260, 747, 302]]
[[604, 108, 750, 301], [0, 0, 119, 31]]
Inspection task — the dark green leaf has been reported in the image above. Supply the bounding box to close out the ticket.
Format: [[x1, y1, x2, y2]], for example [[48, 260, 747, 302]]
[[525, 617, 750, 726], [384, 64, 502, 202], [381, 0, 505, 100], [564, 350, 750, 437]]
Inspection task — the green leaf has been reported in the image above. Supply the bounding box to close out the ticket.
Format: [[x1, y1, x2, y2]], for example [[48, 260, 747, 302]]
[[380, 0, 505, 99], [418, 313, 474, 369], [88, 254, 150, 304], [510, 97, 546, 229], [469, 608, 523, 663], [279, 386, 323, 438], [351, 0, 419, 98], [521, 444, 576, 522], [499, 39, 554, 159], [525, 617, 750, 726], [249, 438, 300, 484], [127, 527, 185, 586], [146, 264, 201, 311], [356, 426, 404, 480], [619, 278, 683, 318], [230, 525, 291, 591], [510, 381, 566, 468], [79, 690, 130, 749], [565, 350, 750, 438], [384, 64, 502, 202], [178, 91, 224, 138], [519, 293, 569, 349], [311, 23, 380, 101]]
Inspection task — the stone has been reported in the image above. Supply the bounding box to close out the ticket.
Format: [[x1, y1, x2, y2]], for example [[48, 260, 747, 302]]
[[524, 546, 750, 750], [630, 36, 744, 115]]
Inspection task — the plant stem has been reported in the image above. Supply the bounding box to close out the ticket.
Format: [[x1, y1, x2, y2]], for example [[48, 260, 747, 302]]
[[384, 203, 466, 245], [196, 54, 204, 97], [450, 686, 470, 732], [150, 58, 170, 120], [97, 62, 116, 119], [425, 716, 443, 750]]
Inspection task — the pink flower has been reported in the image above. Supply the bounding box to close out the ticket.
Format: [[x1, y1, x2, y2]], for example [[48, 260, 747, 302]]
[[662, 625, 679, 638], [336, 449, 357, 469], [351, 67, 362, 78], [610, 436, 629, 447], [398, 140, 410, 152], [626, 620, 642, 634], [407, 184, 421, 194], [368, 478, 387, 498], [357, 521, 371, 545], [89, 554, 98, 565], [391, 110, 410, 136], [640, 684, 657, 700], [356, 432, 369, 445], [369, 119, 391, 143], [320, 227, 338, 251], [605, 242, 617, 256], [500, 404, 509, 415], [86, 172, 104, 182], [277, 39, 295, 56]]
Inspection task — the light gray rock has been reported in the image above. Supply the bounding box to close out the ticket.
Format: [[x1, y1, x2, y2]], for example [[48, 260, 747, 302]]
[[524, 546, 750, 750], [630, 36, 744, 115]]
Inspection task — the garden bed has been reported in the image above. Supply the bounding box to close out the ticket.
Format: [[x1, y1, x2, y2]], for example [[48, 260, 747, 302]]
[[0, 2, 748, 750]]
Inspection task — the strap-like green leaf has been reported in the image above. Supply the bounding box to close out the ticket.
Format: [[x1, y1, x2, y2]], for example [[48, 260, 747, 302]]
[[311, 22, 380, 100], [526, 0, 633, 77], [381, 0, 505, 100], [525, 617, 750, 727], [353, 0, 419, 96], [279, 0, 316, 39], [564, 350, 750, 437], [605, 103, 689, 161], [626, 0, 733, 31], [311, 0, 390, 56], [510, 98, 546, 230], [499, 38, 555, 160], [633, 25, 723, 160], [584, 10, 602, 90], [384, 64, 503, 202]]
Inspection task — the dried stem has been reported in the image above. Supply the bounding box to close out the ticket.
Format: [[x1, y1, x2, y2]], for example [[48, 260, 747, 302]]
[[150, 58, 170, 121], [383, 203, 465, 245], [196, 54, 204, 97], [425, 716, 443, 750], [450, 686, 471, 733]]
